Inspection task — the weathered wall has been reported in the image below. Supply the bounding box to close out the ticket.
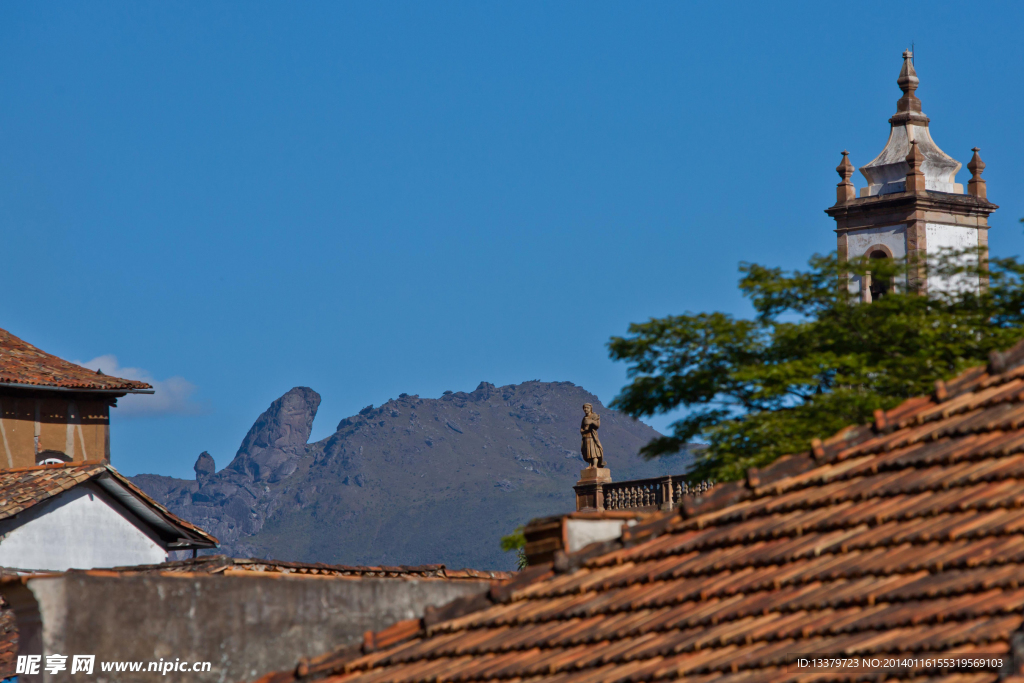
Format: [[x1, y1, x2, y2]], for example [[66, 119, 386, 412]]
[[5, 572, 497, 683], [846, 223, 908, 260], [0, 396, 109, 468], [0, 483, 167, 571], [926, 223, 980, 294], [845, 223, 908, 296], [565, 518, 627, 554]]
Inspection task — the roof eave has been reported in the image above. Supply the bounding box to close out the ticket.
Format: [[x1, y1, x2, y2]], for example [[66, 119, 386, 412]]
[[0, 381, 154, 395], [93, 472, 220, 550]]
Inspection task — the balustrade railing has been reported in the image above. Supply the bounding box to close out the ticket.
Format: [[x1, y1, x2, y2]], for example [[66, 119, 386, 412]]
[[601, 475, 714, 511]]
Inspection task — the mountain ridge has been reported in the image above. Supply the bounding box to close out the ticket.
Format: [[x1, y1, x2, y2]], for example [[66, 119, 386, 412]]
[[133, 380, 694, 570]]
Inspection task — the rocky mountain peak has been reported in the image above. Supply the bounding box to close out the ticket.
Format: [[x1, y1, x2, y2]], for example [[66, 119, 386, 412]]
[[227, 386, 321, 483], [194, 452, 215, 485]]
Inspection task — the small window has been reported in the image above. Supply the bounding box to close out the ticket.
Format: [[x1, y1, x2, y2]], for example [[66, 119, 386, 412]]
[[37, 449, 71, 466], [869, 250, 890, 299]]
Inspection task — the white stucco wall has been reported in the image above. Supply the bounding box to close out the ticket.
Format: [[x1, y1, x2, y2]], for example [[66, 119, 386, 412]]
[[845, 224, 907, 294], [0, 483, 168, 571], [565, 518, 635, 553], [926, 223, 979, 294]]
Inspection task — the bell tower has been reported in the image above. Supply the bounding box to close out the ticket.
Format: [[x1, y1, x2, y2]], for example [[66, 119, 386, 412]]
[[825, 51, 998, 298]]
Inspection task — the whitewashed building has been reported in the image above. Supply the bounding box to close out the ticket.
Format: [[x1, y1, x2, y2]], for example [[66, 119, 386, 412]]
[[0, 462, 217, 571]]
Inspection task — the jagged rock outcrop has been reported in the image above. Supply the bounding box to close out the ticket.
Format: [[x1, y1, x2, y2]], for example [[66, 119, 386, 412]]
[[194, 452, 215, 485], [133, 381, 694, 569], [134, 387, 321, 550], [227, 387, 320, 483]]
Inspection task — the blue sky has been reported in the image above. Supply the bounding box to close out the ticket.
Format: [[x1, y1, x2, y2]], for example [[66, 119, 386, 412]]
[[1, 2, 1022, 478]]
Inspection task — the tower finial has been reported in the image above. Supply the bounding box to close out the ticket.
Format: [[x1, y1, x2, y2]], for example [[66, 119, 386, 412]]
[[968, 147, 987, 199], [835, 150, 855, 203], [905, 139, 926, 193], [896, 49, 922, 115]]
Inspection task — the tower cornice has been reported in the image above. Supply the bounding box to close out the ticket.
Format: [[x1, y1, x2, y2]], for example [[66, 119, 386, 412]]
[[826, 190, 998, 222], [826, 190, 997, 236]]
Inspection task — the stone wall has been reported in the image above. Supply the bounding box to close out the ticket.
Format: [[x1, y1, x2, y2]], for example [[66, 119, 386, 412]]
[[4, 571, 497, 683]]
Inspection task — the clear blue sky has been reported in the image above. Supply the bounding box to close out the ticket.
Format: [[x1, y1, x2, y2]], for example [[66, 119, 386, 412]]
[[2, 2, 1022, 478]]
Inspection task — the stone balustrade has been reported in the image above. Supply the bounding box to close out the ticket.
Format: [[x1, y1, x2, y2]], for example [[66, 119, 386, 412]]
[[591, 475, 714, 512]]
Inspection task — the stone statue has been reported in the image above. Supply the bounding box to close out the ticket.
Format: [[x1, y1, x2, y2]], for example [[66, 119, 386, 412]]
[[580, 403, 605, 468]]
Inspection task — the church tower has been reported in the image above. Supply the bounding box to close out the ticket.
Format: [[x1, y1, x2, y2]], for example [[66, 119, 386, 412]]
[[825, 51, 998, 299]]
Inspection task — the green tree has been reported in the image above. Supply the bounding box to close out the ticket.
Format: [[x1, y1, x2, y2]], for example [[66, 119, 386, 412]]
[[500, 526, 527, 570], [609, 250, 1024, 482]]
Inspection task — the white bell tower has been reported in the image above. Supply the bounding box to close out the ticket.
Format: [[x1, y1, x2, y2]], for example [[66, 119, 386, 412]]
[[826, 51, 997, 299]]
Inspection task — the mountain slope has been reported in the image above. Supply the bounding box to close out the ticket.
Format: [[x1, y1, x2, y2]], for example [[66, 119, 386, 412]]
[[133, 381, 694, 570]]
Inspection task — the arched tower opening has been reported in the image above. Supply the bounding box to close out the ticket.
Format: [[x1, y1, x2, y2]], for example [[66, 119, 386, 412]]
[[868, 250, 891, 300]]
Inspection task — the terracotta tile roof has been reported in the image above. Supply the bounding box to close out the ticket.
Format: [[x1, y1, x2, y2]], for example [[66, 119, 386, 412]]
[[0, 462, 105, 521], [0, 327, 152, 392], [0, 567, 31, 679], [255, 340, 1024, 683], [103, 555, 512, 581], [0, 462, 218, 550], [0, 598, 16, 680]]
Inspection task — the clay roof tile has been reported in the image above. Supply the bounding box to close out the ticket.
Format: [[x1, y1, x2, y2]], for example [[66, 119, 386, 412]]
[[0, 327, 151, 393]]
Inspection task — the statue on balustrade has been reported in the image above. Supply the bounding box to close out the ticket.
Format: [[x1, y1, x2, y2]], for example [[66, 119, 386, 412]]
[[580, 403, 606, 468]]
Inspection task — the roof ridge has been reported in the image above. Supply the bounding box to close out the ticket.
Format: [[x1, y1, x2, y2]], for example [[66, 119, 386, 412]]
[[105, 555, 513, 579]]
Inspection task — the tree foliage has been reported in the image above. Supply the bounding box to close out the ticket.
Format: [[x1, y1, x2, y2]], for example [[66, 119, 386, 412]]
[[500, 526, 527, 570], [609, 249, 1024, 482]]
